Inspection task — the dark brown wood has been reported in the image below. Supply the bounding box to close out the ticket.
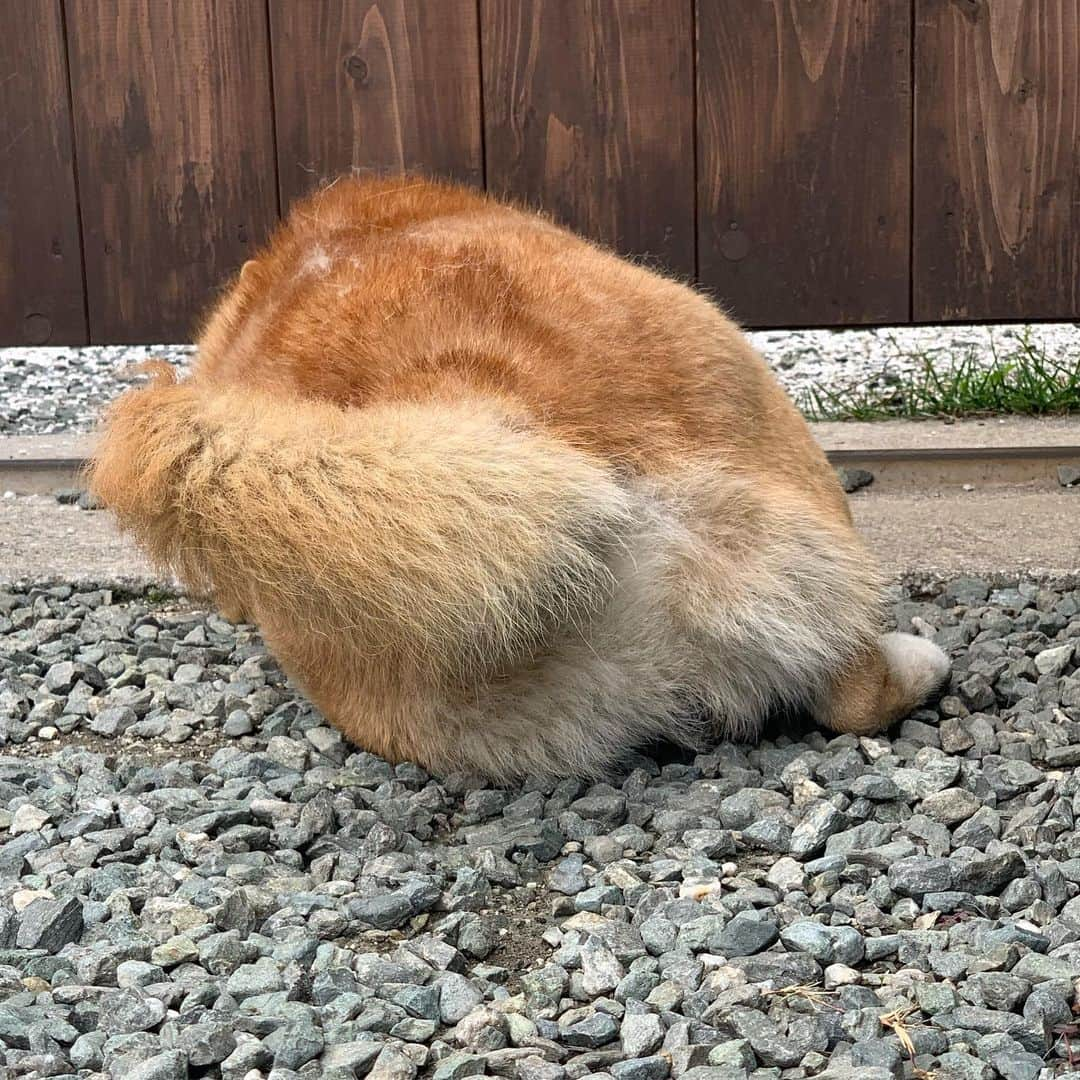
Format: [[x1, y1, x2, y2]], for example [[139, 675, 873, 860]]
[[0, 0, 87, 345], [697, 0, 912, 327], [17, 1, 1080, 338], [914, 0, 1080, 321], [270, 0, 483, 210], [65, 0, 279, 344], [482, 0, 695, 277]]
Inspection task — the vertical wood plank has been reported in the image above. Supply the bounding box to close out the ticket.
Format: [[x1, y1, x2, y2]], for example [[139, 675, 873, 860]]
[[270, 0, 483, 210], [697, 1, 912, 327], [0, 0, 87, 345], [65, 0, 279, 344], [482, 0, 695, 278], [914, 0, 1080, 321]]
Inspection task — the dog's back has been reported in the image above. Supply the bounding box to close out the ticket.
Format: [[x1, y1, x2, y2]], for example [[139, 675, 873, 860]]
[[198, 178, 845, 509], [90, 177, 948, 780]]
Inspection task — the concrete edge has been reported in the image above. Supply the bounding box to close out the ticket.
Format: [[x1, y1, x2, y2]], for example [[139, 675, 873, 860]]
[[6, 418, 1080, 461], [811, 415, 1080, 452], [0, 433, 96, 462], [4, 423, 1080, 499]]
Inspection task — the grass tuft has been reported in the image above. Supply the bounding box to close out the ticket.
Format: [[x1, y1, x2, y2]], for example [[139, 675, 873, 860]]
[[798, 328, 1080, 421]]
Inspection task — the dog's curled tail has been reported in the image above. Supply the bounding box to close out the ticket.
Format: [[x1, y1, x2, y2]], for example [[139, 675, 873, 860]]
[[88, 368, 634, 682]]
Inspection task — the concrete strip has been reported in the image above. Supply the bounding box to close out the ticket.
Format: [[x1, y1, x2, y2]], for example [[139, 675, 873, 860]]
[[6, 417, 1078, 462], [0, 432, 96, 461], [814, 418, 1080, 492], [811, 415, 1080, 452], [833, 456, 1080, 492], [2, 420, 1077, 584], [0, 434, 96, 496]]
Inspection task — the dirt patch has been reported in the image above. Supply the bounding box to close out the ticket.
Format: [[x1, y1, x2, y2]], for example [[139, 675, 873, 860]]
[[483, 884, 557, 989], [4, 725, 232, 765], [331, 883, 557, 985]]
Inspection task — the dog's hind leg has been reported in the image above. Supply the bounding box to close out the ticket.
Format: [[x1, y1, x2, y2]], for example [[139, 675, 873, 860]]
[[813, 633, 951, 736]]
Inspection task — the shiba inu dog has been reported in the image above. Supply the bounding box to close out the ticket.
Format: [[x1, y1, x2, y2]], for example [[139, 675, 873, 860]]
[[90, 177, 949, 781]]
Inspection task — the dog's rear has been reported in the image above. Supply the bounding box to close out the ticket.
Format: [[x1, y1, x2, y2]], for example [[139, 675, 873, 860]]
[[90, 177, 948, 780]]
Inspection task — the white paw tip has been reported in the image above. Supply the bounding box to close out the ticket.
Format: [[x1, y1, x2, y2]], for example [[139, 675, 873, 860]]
[[882, 631, 951, 698]]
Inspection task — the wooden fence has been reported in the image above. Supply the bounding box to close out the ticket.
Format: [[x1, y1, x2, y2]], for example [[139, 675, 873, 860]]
[[3, 0, 1080, 345]]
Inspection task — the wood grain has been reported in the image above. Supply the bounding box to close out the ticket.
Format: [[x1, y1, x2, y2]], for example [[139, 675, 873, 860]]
[[914, 0, 1080, 321], [482, 0, 695, 277], [270, 0, 483, 209], [697, 0, 911, 327], [65, 0, 279, 343], [0, 0, 86, 345]]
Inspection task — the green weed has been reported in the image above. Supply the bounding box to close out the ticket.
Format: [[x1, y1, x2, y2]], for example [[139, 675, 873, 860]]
[[798, 329, 1080, 421]]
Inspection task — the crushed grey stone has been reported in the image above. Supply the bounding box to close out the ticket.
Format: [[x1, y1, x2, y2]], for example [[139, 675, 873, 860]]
[[6, 325, 1078, 434], [0, 577, 1077, 1078]]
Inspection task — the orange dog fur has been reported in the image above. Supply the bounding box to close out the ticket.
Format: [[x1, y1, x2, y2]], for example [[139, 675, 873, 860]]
[[89, 176, 949, 781]]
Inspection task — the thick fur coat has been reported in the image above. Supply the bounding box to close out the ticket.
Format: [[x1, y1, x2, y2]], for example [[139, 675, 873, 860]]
[[90, 177, 949, 780]]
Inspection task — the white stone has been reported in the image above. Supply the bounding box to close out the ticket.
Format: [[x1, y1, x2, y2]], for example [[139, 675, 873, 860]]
[[12, 888, 54, 913], [10, 804, 50, 834], [766, 856, 807, 894], [824, 963, 861, 989], [1035, 642, 1074, 677], [859, 737, 892, 762]]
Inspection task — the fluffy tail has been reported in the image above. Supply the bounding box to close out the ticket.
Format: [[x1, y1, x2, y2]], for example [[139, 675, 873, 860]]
[[88, 368, 634, 682]]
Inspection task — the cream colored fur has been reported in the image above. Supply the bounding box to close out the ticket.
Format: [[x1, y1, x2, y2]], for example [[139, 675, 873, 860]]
[[426, 472, 898, 779]]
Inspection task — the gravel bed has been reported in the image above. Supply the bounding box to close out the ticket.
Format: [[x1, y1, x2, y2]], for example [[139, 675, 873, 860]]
[[4, 324, 1079, 435], [1, 579, 1080, 1079], [0, 348, 193, 436]]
